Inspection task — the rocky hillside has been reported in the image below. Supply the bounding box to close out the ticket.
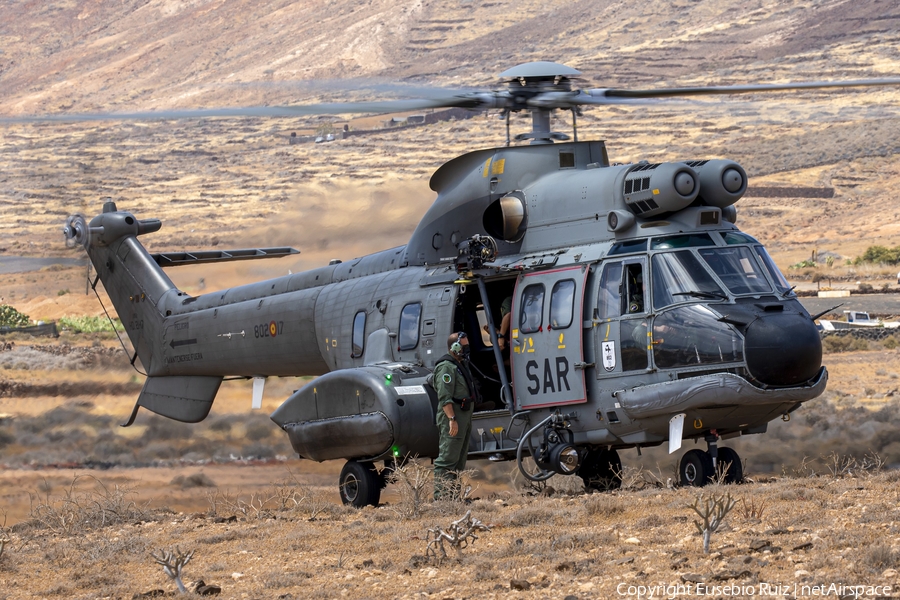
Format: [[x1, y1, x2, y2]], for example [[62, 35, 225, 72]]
[[1, 0, 899, 314], [2, 0, 899, 114]]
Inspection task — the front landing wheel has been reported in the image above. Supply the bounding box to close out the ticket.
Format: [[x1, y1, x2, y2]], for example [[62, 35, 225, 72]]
[[680, 449, 714, 487], [339, 460, 381, 507]]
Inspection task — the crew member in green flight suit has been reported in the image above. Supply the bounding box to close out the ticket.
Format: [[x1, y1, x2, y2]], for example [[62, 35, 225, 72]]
[[432, 331, 479, 501]]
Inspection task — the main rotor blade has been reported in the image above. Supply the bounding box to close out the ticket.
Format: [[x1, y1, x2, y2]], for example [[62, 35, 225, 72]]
[[581, 77, 900, 102], [0, 96, 485, 124]]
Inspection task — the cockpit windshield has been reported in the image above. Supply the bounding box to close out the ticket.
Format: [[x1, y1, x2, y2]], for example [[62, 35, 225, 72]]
[[652, 251, 727, 310], [754, 245, 794, 296], [698, 247, 772, 295]]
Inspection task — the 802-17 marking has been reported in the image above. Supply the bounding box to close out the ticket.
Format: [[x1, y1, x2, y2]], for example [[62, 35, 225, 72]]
[[254, 320, 284, 339]]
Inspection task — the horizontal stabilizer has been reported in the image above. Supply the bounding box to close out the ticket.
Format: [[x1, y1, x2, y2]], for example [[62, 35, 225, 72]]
[[122, 375, 223, 426], [151, 247, 299, 267]]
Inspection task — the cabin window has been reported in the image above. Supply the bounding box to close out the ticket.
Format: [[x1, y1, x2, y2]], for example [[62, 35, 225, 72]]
[[351, 311, 366, 358], [699, 247, 771, 295], [651, 251, 726, 309], [519, 284, 545, 334], [398, 303, 421, 350], [597, 262, 622, 319], [549, 279, 576, 329]]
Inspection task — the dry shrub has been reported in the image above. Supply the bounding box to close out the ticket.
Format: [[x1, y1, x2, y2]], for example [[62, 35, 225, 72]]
[[197, 528, 260, 545], [171, 472, 217, 489], [736, 496, 768, 521], [0, 347, 87, 370], [204, 472, 338, 521], [431, 468, 478, 513], [823, 335, 870, 353], [263, 570, 314, 589], [27, 476, 156, 535], [505, 503, 560, 527], [388, 458, 433, 518], [551, 531, 605, 551], [584, 494, 625, 517], [866, 543, 900, 569]]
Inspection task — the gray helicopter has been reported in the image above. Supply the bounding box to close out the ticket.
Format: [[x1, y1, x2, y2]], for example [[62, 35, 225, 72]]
[[59, 62, 900, 506]]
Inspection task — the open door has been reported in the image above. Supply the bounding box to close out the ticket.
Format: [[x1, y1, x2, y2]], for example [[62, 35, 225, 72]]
[[510, 265, 588, 410]]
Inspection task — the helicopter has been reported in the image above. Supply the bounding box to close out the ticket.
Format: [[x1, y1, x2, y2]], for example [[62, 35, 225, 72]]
[[56, 61, 900, 507]]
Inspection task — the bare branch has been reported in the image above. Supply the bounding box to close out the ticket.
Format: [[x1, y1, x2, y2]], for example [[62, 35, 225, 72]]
[[689, 492, 737, 554], [425, 510, 492, 564], [151, 547, 194, 593]]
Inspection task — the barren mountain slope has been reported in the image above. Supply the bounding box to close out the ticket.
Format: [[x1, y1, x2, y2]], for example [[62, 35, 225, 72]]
[[1, 0, 899, 316], [2, 0, 899, 114]]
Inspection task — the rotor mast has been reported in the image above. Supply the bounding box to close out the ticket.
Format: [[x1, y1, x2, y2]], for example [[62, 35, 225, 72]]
[[499, 61, 581, 145]]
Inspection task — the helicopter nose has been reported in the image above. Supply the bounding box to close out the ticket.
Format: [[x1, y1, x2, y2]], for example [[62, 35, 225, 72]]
[[743, 312, 822, 386]]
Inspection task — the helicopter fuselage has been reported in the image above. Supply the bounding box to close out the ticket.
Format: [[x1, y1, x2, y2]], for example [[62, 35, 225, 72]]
[[68, 139, 826, 498]]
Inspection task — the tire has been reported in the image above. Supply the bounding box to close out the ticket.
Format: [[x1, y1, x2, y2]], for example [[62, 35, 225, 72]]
[[339, 460, 381, 507], [680, 449, 714, 487], [579, 448, 622, 491], [716, 447, 743, 484]]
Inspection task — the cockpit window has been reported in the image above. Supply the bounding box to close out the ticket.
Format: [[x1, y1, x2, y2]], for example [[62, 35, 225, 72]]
[[722, 232, 759, 245], [597, 262, 622, 319], [698, 247, 772, 294], [609, 239, 647, 256], [755, 245, 794, 295], [651, 233, 716, 250], [652, 251, 727, 309], [652, 305, 744, 369], [519, 284, 545, 334]]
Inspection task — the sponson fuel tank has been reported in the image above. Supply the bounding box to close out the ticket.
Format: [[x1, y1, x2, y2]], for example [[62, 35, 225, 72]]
[[270, 364, 440, 461]]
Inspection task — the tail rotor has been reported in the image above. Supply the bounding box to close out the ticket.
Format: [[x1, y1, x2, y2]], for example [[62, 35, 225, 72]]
[[63, 214, 90, 249]]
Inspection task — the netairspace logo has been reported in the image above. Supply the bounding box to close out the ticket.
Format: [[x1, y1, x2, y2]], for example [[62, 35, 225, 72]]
[[616, 582, 893, 599]]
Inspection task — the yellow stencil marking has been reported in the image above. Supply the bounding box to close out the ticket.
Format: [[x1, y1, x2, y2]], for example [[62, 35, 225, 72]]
[[483, 158, 492, 177], [527, 338, 535, 353], [332, 339, 337, 348], [653, 189, 660, 195], [512, 329, 518, 339], [604, 323, 610, 341], [491, 158, 506, 175], [558, 332, 566, 349]]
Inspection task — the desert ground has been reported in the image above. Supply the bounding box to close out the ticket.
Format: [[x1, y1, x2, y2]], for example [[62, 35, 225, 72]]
[[2, 0, 900, 598], [1, 335, 900, 598]]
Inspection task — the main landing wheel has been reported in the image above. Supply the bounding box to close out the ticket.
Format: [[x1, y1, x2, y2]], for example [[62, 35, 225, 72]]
[[579, 448, 622, 492], [339, 460, 382, 508], [680, 449, 714, 487], [716, 447, 743, 484]]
